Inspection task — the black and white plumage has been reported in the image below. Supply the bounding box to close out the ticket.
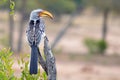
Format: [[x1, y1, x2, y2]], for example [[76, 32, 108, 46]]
[[26, 18, 45, 46], [26, 9, 53, 74]]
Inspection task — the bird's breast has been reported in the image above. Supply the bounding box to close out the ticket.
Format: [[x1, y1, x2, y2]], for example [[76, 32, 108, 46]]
[[27, 28, 44, 46]]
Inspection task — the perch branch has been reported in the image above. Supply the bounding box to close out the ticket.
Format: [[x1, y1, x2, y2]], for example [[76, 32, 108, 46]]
[[44, 36, 57, 80], [37, 47, 48, 75]]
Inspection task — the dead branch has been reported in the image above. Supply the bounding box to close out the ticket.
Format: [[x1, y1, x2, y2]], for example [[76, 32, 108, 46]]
[[38, 36, 57, 80], [44, 36, 57, 80]]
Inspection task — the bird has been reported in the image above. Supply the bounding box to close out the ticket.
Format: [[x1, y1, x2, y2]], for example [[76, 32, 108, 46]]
[[26, 9, 53, 74]]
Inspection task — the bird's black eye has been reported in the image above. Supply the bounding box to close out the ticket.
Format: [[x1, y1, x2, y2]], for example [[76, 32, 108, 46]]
[[30, 20, 34, 25], [36, 20, 40, 24]]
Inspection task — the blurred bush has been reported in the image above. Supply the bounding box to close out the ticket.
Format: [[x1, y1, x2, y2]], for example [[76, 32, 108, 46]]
[[84, 38, 107, 55], [0, 48, 47, 80], [0, 0, 77, 16]]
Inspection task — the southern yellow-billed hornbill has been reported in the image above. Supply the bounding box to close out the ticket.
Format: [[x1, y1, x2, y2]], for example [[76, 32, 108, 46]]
[[26, 9, 53, 74]]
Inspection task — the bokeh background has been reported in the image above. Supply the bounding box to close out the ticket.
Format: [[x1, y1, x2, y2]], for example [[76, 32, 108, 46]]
[[0, 0, 120, 80]]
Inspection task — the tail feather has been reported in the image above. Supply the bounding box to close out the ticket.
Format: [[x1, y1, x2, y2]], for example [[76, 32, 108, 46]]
[[30, 45, 38, 74]]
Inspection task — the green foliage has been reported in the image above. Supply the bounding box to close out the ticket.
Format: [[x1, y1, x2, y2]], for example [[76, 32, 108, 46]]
[[0, 0, 8, 9], [1, 0, 77, 16], [18, 54, 47, 80], [10, 0, 15, 15], [39, 0, 76, 16], [74, 0, 82, 6], [84, 38, 107, 54], [84, 0, 112, 9], [0, 0, 15, 15], [111, 0, 120, 13], [0, 49, 47, 80], [83, 0, 120, 13], [18, 54, 45, 80], [97, 40, 107, 53], [0, 48, 17, 80], [15, 0, 39, 13], [0, 0, 7, 5]]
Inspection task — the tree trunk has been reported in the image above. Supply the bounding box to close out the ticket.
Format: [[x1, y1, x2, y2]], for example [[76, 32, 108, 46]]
[[9, 14, 14, 51], [51, 5, 83, 49], [102, 9, 109, 40], [9, 0, 14, 51], [51, 12, 76, 49], [17, 0, 26, 52]]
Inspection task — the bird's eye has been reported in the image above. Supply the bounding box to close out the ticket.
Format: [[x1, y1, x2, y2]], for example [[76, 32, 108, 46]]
[[36, 20, 40, 24], [30, 20, 34, 25]]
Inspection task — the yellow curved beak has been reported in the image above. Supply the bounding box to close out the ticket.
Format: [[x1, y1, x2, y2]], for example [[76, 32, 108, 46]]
[[39, 10, 53, 19]]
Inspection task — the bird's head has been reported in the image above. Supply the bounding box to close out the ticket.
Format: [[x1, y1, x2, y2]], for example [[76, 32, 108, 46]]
[[30, 9, 53, 20]]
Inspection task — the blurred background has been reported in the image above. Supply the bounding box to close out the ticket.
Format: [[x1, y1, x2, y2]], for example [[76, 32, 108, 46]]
[[0, 0, 120, 80]]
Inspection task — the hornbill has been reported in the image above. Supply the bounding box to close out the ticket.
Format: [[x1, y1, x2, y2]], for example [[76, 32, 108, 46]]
[[26, 9, 53, 74]]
